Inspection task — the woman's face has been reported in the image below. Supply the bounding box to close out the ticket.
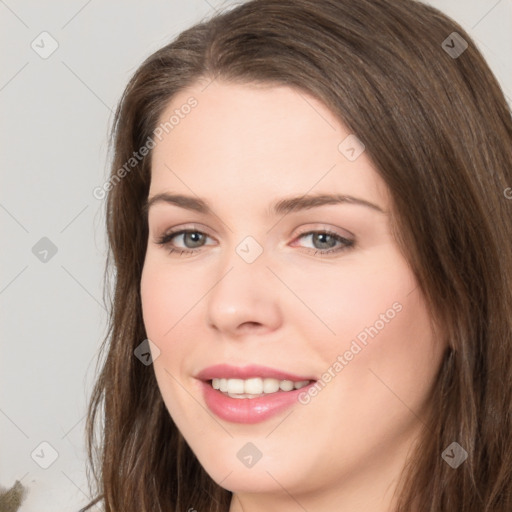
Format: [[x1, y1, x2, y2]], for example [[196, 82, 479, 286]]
[[141, 80, 446, 509]]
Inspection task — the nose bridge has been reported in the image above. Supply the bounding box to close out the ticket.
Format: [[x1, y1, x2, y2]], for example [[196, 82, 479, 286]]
[[217, 233, 268, 287], [206, 234, 282, 334]]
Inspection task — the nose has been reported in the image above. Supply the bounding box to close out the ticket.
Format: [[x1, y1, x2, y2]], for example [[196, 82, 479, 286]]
[[206, 247, 283, 337]]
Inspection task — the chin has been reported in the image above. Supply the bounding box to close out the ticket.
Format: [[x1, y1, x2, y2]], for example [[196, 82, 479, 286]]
[[191, 436, 301, 494]]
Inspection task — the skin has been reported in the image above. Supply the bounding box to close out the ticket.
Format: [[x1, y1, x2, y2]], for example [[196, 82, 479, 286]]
[[140, 80, 447, 512]]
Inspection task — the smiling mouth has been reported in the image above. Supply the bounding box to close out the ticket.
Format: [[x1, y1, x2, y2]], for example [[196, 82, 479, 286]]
[[199, 370, 318, 423], [208, 377, 313, 398]]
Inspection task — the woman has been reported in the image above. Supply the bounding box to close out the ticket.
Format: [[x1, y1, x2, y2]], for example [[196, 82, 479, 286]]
[[82, 0, 512, 510]]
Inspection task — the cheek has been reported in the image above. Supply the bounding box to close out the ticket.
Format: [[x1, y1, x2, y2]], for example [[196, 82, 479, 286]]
[[140, 264, 194, 422], [140, 261, 194, 341], [284, 252, 417, 355], [318, 278, 441, 423], [140, 263, 189, 407], [364, 287, 441, 393], [140, 260, 206, 394], [291, 252, 441, 403]]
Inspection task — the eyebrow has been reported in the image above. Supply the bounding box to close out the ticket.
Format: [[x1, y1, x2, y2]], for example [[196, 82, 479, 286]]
[[143, 192, 386, 216]]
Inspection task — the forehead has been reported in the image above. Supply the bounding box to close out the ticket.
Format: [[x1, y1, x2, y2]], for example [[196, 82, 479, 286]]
[[154, 80, 340, 157], [149, 80, 390, 212]]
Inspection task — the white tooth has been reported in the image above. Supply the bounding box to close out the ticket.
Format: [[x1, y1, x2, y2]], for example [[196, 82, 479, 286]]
[[228, 392, 263, 399], [219, 378, 228, 392], [279, 379, 294, 392], [214, 377, 310, 395], [262, 378, 280, 393], [226, 378, 245, 394], [244, 377, 263, 394]]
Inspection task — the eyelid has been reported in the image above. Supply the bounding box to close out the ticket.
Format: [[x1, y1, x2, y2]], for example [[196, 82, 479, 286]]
[[154, 223, 352, 244], [155, 223, 216, 241], [293, 223, 354, 239]]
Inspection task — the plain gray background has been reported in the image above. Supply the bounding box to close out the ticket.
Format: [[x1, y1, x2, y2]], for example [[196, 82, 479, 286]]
[[1, 1, 511, 510]]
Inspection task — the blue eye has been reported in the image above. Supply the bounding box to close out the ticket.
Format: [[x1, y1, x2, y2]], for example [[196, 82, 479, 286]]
[[156, 230, 213, 256], [294, 230, 354, 255], [155, 229, 355, 257]]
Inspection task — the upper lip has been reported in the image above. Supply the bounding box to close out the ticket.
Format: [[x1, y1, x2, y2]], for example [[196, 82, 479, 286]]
[[195, 364, 317, 382]]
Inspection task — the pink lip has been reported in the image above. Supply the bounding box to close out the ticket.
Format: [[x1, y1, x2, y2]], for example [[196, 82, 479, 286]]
[[199, 380, 317, 424], [195, 364, 316, 382], [195, 364, 317, 424]]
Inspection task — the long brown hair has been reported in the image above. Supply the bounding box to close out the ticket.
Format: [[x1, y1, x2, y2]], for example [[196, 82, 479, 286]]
[[82, 0, 512, 510]]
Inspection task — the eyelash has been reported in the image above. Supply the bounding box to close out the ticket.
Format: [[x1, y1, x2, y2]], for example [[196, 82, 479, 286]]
[[155, 227, 355, 257]]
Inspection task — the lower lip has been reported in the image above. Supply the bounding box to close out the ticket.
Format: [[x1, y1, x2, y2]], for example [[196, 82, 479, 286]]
[[200, 380, 316, 424]]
